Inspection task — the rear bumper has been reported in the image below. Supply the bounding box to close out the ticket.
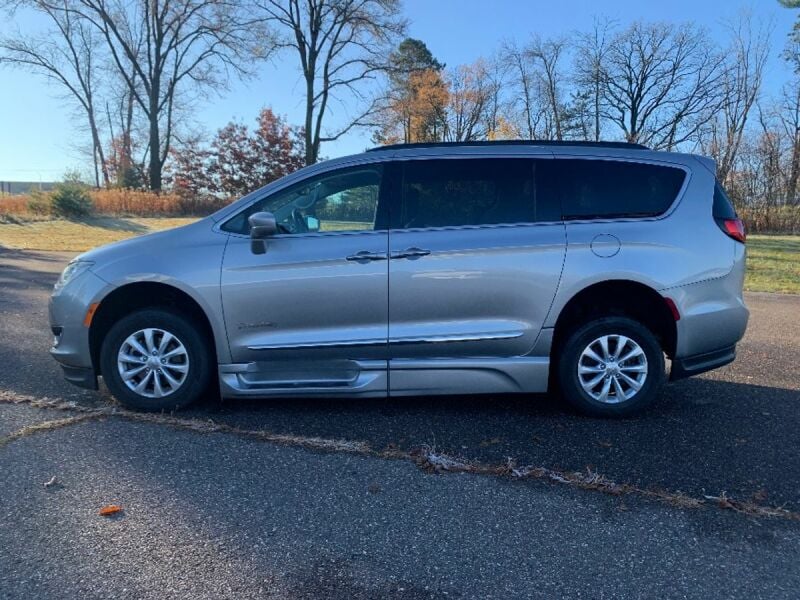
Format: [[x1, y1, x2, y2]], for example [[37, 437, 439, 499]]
[[670, 345, 736, 381]]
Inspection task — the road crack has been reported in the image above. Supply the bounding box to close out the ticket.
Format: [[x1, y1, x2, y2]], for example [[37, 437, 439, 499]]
[[0, 413, 105, 447]]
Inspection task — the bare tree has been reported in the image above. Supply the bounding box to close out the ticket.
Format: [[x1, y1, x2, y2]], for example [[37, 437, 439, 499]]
[[45, 0, 258, 191], [479, 55, 505, 139], [526, 35, 569, 140], [443, 60, 492, 142], [574, 17, 616, 141], [702, 13, 772, 183], [0, 3, 108, 186], [256, 0, 406, 165], [501, 40, 539, 139], [775, 80, 800, 204], [501, 36, 572, 141], [602, 22, 725, 150]]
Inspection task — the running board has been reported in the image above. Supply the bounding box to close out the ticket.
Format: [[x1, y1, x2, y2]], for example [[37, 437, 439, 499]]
[[218, 360, 388, 398]]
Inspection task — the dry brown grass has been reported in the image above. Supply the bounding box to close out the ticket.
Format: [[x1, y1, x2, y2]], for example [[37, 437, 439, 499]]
[[0, 195, 31, 215], [0, 414, 102, 448], [1, 189, 226, 220], [739, 205, 800, 235], [91, 189, 186, 216], [0, 217, 197, 251]]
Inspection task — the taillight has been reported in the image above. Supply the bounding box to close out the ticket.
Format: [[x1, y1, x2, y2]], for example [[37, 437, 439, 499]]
[[717, 218, 746, 244]]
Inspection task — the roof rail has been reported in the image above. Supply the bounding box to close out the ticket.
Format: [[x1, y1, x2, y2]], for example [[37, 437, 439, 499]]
[[367, 140, 649, 152]]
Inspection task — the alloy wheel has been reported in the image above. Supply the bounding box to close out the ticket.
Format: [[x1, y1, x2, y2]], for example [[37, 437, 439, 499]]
[[117, 328, 190, 398], [577, 334, 648, 404]]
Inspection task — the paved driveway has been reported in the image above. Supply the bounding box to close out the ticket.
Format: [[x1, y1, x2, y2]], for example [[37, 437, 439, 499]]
[[1, 249, 799, 599]]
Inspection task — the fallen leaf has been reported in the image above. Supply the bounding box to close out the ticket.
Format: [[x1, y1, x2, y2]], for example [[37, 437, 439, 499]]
[[99, 504, 123, 516], [368, 483, 381, 494]]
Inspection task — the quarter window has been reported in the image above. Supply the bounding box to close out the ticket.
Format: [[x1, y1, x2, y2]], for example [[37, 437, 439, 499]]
[[400, 159, 547, 229], [221, 166, 382, 235], [713, 180, 738, 219], [550, 159, 686, 220]]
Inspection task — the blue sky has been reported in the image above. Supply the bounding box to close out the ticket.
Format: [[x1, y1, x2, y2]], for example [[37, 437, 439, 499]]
[[0, 0, 797, 182]]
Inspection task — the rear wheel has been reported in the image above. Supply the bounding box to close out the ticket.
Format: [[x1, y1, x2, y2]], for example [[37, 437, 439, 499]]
[[100, 308, 212, 411], [557, 317, 665, 417]]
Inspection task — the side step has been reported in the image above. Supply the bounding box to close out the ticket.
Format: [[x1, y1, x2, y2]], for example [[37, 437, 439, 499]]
[[218, 360, 388, 398]]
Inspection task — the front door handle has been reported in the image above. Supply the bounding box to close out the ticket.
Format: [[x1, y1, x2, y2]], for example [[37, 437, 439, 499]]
[[390, 247, 431, 260], [346, 250, 388, 263]]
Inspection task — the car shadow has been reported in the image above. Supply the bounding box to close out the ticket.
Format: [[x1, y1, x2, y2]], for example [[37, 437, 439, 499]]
[[183, 377, 800, 511]]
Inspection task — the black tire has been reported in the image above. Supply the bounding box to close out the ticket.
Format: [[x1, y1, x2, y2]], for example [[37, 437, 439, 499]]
[[557, 317, 665, 417], [100, 308, 212, 411]]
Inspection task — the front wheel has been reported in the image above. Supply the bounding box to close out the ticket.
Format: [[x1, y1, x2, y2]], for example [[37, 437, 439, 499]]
[[557, 317, 665, 417], [100, 308, 212, 411]]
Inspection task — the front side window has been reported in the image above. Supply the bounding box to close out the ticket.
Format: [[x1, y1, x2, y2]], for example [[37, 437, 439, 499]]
[[221, 166, 382, 235], [400, 159, 543, 229], [550, 159, 686, 220]]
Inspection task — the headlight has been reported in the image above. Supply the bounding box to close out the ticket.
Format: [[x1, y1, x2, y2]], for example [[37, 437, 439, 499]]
[[54, 260, 94, 292]]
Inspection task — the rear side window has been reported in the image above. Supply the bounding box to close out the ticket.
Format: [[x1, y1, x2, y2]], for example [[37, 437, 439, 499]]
[[549, 159, 686, 220], [400, 159, 552, 229], [713, 181, 738, 219]]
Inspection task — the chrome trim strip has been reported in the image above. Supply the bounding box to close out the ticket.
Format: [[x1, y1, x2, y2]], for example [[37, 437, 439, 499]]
[[248, 330, 524, 351], [389, 331, 524, 344], [248, 338, 385, 350]]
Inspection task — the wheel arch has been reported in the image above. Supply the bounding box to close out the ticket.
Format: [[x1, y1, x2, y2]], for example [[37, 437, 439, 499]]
[[89, 281, 219, 375], [550, 279, 678, 363]]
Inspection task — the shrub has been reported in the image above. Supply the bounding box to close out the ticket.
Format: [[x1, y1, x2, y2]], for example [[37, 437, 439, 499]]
[[51, 180, 93, 218], [26, 189, 52, 216], [739, 205, 800, 235]]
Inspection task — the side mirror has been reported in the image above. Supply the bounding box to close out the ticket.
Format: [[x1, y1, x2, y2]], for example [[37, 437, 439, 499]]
[[249, 212, 278, 239]]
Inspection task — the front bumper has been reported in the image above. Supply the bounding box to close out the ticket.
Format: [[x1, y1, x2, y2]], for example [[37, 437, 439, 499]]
[[58, 364, 98, 390], [670, 344, 736, 381], [49, 269, 112, 388]]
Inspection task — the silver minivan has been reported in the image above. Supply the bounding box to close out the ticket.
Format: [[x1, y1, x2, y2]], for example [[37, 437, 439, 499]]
[[49, 141, 749, 416]]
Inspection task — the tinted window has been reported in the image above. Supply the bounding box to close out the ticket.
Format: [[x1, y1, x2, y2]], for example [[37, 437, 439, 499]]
[[400, 159, 549, 228], [550, 159, 686, 220], [221, 166, 382, 235], [713, 181, 738, 219]]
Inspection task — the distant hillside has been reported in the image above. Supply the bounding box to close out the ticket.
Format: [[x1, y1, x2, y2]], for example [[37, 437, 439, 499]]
[[0, 181, 58, 194]]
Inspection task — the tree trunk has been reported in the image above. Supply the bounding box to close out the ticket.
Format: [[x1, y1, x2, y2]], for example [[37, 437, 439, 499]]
[[788, 130, 800, 205], [148, 85, 162, 191], [304, 73, 316, 165], [594, 76, 601, 141], [148, 117, 162, 191], [89, 116, 108, 187]]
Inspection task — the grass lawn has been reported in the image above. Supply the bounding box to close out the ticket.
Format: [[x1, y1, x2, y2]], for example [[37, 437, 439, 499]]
[[0, 217, 198, 252], [746, 235, 800, 294], [1, 219, 797, 294]]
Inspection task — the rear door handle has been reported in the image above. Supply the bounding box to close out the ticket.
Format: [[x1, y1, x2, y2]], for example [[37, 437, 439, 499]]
[[346, 250, 388, 263], [390, 247, 431, 260]]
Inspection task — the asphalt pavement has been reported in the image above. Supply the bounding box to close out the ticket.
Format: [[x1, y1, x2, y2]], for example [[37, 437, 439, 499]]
[[1, 249, 799, 599]]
